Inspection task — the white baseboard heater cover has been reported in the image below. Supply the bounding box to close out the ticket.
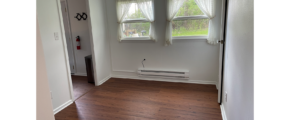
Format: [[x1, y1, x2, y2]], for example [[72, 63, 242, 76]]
[[137, 68, 189, 79]]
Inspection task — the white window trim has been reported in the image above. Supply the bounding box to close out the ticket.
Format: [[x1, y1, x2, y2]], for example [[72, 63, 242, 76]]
[[173, 15, 208, 20], [121, 36, 152, 41], [172, 15, 209, 40], [173, 36, 207, 40], [123, 19, 150, 23]]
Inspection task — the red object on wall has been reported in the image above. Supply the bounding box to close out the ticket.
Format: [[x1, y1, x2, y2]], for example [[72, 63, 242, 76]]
[[76, 36, 81, 50]]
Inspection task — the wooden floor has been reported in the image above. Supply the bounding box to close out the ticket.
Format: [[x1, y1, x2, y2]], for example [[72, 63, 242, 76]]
[[71, 75, 95, 100], [55, 78, 222, 120]]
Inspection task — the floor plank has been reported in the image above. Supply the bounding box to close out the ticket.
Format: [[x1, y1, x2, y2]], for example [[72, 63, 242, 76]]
[[55, 78, 222, 120], [71, 75, 95, 100]]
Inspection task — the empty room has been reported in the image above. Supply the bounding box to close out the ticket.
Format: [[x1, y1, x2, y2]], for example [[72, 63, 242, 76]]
[[36, 0, 253, 120]]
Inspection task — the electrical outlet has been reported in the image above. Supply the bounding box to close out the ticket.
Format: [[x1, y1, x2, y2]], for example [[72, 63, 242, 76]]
[[225, 92, 227, 102]]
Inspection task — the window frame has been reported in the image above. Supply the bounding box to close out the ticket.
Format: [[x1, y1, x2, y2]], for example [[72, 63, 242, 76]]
[[172, 6, 209, 40], [120, 1, 154, 41]]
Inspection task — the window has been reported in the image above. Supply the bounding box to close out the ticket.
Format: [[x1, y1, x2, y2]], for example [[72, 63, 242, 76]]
[[172, 0, 209, 38], [123, 3, 151, 38], [117, 0, 155, 41]]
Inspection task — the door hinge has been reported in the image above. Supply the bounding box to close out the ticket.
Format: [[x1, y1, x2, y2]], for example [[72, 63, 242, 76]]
[[73, 66, 74, 69], [218, 40, 224, 44], [65, 8, 67, 12]]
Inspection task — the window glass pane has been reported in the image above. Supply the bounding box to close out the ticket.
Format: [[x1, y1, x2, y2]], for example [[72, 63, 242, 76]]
[[172, 19, 209, 36], [125, 3, 146, 19], [176, 0, 204, 17], [122, 22, 150, 37]]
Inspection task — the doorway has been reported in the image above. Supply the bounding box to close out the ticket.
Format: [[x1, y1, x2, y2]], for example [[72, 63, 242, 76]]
[[59, 0, 95, 100]]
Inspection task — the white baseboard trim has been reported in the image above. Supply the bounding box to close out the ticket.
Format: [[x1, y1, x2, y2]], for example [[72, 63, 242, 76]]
[[220, 104, 228, 120], [111, 75, 216, 85], [72, 73, 87, 76], [97, 75, 111, 86], [53, 100, 73, 114]]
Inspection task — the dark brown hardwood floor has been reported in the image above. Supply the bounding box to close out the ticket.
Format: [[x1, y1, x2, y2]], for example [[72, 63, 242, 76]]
[[55, 78, 222, 120], [71, 75, 95, 100]]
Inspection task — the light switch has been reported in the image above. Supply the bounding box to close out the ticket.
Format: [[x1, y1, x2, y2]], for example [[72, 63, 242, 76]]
[[54, 32, 59, 40]]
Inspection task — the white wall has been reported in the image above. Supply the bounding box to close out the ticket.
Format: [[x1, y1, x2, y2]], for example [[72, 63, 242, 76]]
[[106, 0, 222, 84], [67, 0, 92, 76], [87, 0, 112, 85], [37, 19, 55, 120], [222, 0, 253, 119], [37, 0, 74, 110]]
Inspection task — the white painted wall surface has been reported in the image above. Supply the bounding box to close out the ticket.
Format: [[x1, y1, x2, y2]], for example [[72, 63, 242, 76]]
[[87, 0, 112, 85], [222, 0, 254, 120], [37, 0, 73, 110], [67, 0, 92, 76], [106, 0, 222, 84], [37, 19, 55, 120]]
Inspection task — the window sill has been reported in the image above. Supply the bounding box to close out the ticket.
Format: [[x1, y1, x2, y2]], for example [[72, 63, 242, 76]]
[[172, 36, 207, 40], [121, 37, 153, 41]]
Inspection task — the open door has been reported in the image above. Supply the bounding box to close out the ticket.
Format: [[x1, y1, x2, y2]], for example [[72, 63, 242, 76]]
[[218, 0, 228, 104]]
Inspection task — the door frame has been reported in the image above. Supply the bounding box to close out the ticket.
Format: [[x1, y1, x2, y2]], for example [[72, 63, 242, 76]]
[[55, 0, 100, 101], [218, 0, 229, 104], [60, 0, 77, 74], [56, 0, 75, 101], [62, 0, 98, 85]]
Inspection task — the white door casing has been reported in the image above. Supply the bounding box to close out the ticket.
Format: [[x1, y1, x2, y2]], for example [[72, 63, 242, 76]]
[[218, 0, 226, 103], [60, 1, 76, 74]]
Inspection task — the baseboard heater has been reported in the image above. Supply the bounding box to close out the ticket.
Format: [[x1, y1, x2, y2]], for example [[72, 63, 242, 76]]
[[137, 68, 189, 79]]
